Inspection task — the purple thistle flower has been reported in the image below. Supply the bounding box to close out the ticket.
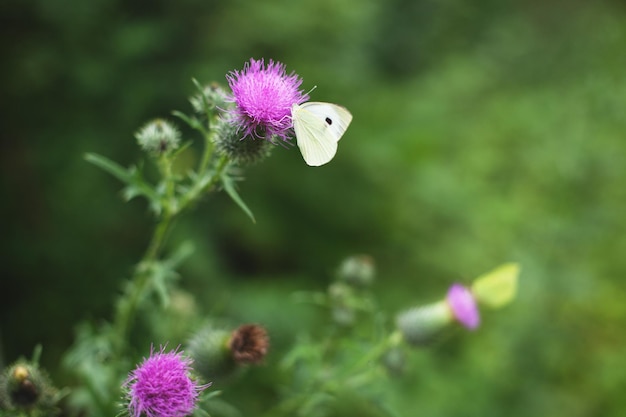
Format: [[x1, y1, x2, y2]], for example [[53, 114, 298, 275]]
[[226, 58, 309, 141], [446, 283, 480, 330], [125, 346, 209, 417]]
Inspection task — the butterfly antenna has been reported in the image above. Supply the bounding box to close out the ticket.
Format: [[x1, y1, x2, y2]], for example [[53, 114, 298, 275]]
[[305, 85, 317, 96]]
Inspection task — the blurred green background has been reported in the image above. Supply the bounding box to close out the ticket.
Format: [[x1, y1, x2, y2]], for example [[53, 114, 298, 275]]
[[2, 0, 626, 415]]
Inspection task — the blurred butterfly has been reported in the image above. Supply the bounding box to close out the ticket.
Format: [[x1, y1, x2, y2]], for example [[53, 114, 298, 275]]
[[291, 102, 353, 166]]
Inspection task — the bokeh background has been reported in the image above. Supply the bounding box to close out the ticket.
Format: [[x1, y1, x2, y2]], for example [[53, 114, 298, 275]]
[[2, 0, 626, 415]]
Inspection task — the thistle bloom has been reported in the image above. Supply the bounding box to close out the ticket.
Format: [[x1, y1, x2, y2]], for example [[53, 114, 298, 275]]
[[446, 283, 480, 329], [125, 347, 209, 417], [226, 58, 308, 141]]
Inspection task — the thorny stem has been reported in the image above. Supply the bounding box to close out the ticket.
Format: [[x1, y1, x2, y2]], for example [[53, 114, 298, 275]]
[[178, 154, 229, 211], [198, 118, 219, 174], [112, 213, 174, 353], [111, 141, 229, 354]]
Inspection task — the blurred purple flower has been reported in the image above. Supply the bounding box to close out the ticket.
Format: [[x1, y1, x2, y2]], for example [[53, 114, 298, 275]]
[[125, 346, 209, 417], [446, 283, 480, 329], [226, 58, 308, 141]]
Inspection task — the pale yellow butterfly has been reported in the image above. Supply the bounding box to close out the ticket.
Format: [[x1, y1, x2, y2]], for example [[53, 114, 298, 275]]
[[291, 102, 353, 166]]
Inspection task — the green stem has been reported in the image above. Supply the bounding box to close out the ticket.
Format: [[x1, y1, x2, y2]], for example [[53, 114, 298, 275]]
[[112, 213, 174, 352], [177, 154, 229, 213], [198, 120, 218, 174], [212, 155, 229, 184], [110, 109, 229, 352], [159, 154, 176, 214], [143, 214, 173, 264], [111, 154, 228, 353]]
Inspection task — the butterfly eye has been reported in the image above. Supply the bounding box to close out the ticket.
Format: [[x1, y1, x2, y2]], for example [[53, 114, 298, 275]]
[[325, 117, 333, 125]]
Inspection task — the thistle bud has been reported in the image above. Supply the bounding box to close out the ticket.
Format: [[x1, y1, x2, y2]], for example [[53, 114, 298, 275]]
[[396, 300, 453, 346], [213, 117, 273, 165], [135, 118, 181, 155], [187, 326, 236, 381], [190, 82, 229, 114], [0, 362, 56, 412], [187, 324, 269, 381], [381, 346, 407, 376], [328, 282, 357, 326], [336, 255, 375, 288]]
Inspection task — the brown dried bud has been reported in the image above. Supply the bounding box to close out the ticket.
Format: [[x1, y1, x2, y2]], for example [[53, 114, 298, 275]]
[[228, 324, 269, 365]]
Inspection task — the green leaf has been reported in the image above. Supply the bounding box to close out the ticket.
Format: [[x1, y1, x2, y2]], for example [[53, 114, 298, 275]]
[[191, 77, 204, 93], [171, 140, 193, 159], [199, 395, 241, 417], [172, 110, 207, 134], [85, 152, 132, 183], [85, 153, 162, 214], [221, 172, 256, 223], [192, 78, 211, 112], [162, 241, 195, 269], [152, 267, 170, 307], [145, 243, 194, 308], [149, 262, 180, 308], [31, 344, 43, 364]]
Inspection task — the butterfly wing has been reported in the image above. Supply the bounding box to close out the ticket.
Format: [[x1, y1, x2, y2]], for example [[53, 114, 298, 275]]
[[292, 104, 338, 166], [292, 102, 353, 166], [300, 102, 353, 142]]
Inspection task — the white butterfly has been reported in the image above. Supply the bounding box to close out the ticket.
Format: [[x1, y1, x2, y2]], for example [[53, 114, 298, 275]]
[[291, 102, 353, 166]]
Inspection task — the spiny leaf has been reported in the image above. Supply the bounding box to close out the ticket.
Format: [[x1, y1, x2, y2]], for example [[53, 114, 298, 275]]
[[149, 262, 180, 308], [221, 172, 256, 223], [162, 241, 195, 270], [172, 110, 206, 134], [191, 78, 211, 112], [85, 153, 132, 183], [85, 153, 162, 213]]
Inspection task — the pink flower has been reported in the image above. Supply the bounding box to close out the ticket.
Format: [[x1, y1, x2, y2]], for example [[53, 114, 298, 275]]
[[446, 283, 480, 330], [125, 346, 209, 417], [226, 58, 308, 141]]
